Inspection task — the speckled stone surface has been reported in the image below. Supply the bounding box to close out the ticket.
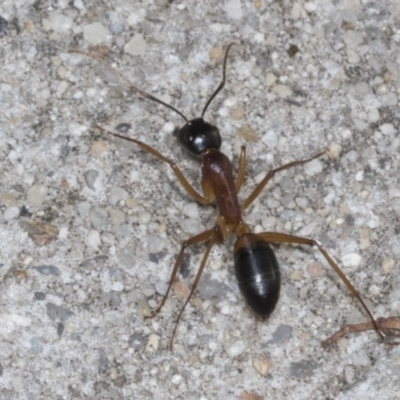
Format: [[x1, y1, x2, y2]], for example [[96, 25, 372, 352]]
[[1, 1, 400, 399]]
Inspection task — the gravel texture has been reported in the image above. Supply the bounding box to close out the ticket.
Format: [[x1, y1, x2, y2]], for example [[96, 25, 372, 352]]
[[1, 1, 400, 399]]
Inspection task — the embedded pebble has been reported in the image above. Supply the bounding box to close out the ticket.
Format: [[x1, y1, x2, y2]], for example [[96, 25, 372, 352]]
[[272, 84, 292, 98], [91, 140, 108, 156], [237, 125, 258, 142], [49, 13, 73, 33], [83, 169, 98, 190], [83, 22, 108, 45], [146, 334, 160, 352], [27, 185, 48, 207], [359, 227, 370, 249], [138, 211, 151, 224], [86, 230, 101, 249], [290, 359, 322, 379], [265, 72, 277, 87], [342, 253, 361, 268], [124, 33, 146, 56], [109, 187, 128, 205], [20, 220, 59, 246], [171, 374, 182, 385], [1, 193, 17, 206], [109, 209, 125, 225], [381, 257, 395, 273], [172, 281, 190, 300], [303, 159, 323, 176], [230, 106, 245, 120], [32, 265, 60, 276], [379, 123, 396, 135], [209, 46, 223, 59], [223, 0, 243, 19], [307, 262, 323, 277], [327, 143, 342, 159], [89, 206, 108, 230], [182, 203, 199, 219], [180, 218, 203, 234], [368, 109, 380, 122], [226, 340, 247, 357], [46, 303, 73, 322], [128, 332, 146, 349], [252, 358, 271, 376], [4, 206, 20, 220], [304, 2, 317, 12]]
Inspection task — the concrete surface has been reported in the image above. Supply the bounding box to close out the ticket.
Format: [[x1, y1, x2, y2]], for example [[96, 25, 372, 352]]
[[1, 0, 400, 399]]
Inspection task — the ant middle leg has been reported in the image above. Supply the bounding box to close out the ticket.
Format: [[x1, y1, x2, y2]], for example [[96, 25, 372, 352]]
[[241, 150, 326, 211], [258, 232, 386, 343]]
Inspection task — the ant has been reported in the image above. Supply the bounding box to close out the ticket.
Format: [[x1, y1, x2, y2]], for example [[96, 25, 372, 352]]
[[70, 44, 400, 350]]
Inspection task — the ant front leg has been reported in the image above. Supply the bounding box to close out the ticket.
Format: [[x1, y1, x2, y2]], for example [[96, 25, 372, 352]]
[[96, 125, 213, 205], [258, 232, 387, 345], [241, 150, 326, 211]]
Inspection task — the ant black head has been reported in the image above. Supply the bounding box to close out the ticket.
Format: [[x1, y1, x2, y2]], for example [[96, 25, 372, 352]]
[[174, 118, 221, 157]]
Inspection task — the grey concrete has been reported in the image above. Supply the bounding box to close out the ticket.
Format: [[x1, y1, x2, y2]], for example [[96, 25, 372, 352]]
[[1, 0, 400, 399]]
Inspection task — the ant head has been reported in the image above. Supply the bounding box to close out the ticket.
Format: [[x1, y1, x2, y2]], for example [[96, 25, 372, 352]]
[[174, 118, 222, 157]]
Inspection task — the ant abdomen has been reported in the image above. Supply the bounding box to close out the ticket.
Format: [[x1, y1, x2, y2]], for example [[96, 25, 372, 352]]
[[234, 233, 281, 317]]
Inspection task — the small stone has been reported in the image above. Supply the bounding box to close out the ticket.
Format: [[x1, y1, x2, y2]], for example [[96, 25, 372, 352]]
[[230, 106, 245, 120], [1, 193, 17, 206], [381, 257, 395, 273], [379, 123, 396, 135], [307, 262, 323, 277], [265, 73, 277, 87], [182, 203, 199, 219], [237, 125, 258, 142], [109, 187, 128, 205], [172, 281, 191, 300], [86, 230, 101, 249], [138, 211, 151, 224], [252, 358, 271, 376], [124, 34, 146, 56], [327, 143, 342, 159], [209, 46, 223, 60], [49, 13, 73, 33], [226, 339, 247, 357], [4, 206, 20, 220], [303, 158, 323, 176], [146, 334, 160, 352], [223, 0, 243, 19], [342, 253, 361, 268], [84, 169, 98, 190], [272, 84, 292, 98], [83, 22, 108, 46], [304, 2, 317, 12], [27, 185, 48, 207], [109, 209, 125, 225], [359, 227, 370, 249], [91, 140, 108, 156], [32, 265, 60, 276], [20, 220, 59, 246]]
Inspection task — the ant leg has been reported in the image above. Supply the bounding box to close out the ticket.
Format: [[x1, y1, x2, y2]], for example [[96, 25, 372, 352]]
[[96, 125, 212, 205], [241, 150, 326, 211], [258, 232, 386, 344], [235, 146, 246, 192], [169, 233, 218, 350], [146, 228, 215, 318], [321, 317, 400, 348]]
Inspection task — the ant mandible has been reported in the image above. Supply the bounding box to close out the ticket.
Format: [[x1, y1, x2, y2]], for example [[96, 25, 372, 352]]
[[70, 44, 399, 350]]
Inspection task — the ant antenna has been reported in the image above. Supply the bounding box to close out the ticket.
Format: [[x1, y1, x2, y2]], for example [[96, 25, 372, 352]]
[[201, 42, 235, 118], [69, 43, 234, 123], [68, 48, 189, 123]]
